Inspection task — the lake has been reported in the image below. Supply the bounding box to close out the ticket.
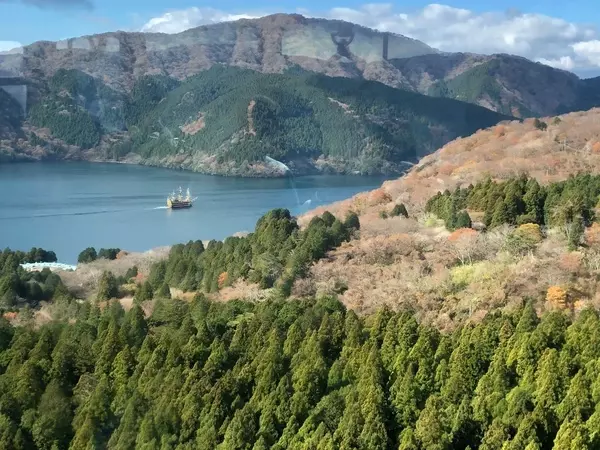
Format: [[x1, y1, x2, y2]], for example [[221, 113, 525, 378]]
[[0, 162, 390, 264]]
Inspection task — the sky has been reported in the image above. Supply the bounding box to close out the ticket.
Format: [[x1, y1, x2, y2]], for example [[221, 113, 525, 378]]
[[2, 0, 600, 77]]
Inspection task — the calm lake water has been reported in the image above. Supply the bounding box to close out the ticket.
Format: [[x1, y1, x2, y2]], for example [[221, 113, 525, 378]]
[[0, 162, 389, 264]]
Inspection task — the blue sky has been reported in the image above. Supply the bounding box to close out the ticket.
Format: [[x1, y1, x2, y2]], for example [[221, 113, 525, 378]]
[[2, 0, 600, 76]]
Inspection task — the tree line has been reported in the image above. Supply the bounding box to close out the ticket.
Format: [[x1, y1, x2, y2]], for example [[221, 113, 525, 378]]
[[426, 173, 600, 246], [78, 248, 122, 264], [0, 249, 68, 309], [0, 294, 599, 449]]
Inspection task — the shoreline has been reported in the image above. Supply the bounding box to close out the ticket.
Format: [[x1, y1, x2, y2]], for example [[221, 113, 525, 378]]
[[0, 153, 406, 179]]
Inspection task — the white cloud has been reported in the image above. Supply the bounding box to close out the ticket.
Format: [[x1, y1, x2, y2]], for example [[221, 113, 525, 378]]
[[141, 7, 262, 34], [572, 40, 600, 67], [0, 41, 23, 54], [140, 3, 600, 76]]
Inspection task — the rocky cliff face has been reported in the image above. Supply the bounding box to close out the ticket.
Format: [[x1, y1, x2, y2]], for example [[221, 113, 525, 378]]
[[0, 14, 434, 93], [1, 14, 599, 119], [3, 14, 598, 119]]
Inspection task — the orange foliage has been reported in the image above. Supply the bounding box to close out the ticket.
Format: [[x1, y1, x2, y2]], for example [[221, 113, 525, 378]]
[[438, 163, 456, 176], [2, 312, 17, 320], [218, 271, 229, 288], [546, 285, 568, 308], [592, 141, 600, 154], [559, 252, 582, 274], [448, 228, 478, 242], [493, 125, 506, 137], [367, 189, 392, 206], [116, 250, 129, 260], [585, 223, 600, 247]]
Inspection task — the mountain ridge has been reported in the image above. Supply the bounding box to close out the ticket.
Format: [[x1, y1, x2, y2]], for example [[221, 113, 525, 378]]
[[2, 13, 599, 119]]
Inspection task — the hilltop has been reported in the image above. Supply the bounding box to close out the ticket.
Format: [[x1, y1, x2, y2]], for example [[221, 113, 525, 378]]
[[304, 108, 600, 218]]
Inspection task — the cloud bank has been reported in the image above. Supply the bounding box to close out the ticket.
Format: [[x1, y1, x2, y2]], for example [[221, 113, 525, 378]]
[[141, 3, 600, 77], [0, 41, 23, 54], [141, 7, 261, 35]]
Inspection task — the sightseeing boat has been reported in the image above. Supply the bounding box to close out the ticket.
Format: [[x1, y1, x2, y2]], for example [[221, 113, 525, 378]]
[[167, 187, 194, 209]]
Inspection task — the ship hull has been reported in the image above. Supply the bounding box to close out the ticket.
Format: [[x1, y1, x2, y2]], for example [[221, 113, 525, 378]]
[[167, 200, 193, 209], [168, 202, 193, 209]]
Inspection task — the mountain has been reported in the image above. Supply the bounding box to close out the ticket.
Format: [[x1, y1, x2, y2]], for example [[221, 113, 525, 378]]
[[0, 14, 435, 93], [1, 66, 508, 176], [5, 13, 600, 174], [304, 107, 600, 221], [3, 13, 600, 120]]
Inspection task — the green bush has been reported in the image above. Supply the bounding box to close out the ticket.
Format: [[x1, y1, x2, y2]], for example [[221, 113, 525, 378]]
[[77, 247, 97, 264]]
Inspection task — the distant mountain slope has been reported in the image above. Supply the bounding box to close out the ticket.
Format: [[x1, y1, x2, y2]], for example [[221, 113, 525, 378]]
[[3, 13, 600, 119], [2, 66, 508, 176], [392, 53, 586, 117], [123, 66, 509, 175]]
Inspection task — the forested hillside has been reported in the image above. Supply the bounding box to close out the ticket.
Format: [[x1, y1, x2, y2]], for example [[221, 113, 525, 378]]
[[3, 67, 509, 176], [421, 55, 585, 118], [0, 88, 24, 157], [121, 66, 508, 175], [1, 294, 600, 449], [28, 69, 125, 149]]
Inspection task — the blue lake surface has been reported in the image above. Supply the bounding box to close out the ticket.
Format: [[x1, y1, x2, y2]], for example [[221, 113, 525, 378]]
[[0, 162, 389, 264]]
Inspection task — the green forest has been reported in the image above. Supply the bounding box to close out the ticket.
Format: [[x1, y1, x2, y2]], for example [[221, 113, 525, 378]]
[[140, 208, 359, 301], [0, 248, 67, 308], [124, 66, 507, 171], [1, 294, 600, 449], [426, 174, 600, 236], [28, 69, 125, 149], [18, 67, 508, 173]]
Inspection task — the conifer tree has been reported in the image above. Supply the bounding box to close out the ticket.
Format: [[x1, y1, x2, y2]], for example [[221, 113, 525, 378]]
[[96, 271, 118, 301], [454, 210, 472, 229]]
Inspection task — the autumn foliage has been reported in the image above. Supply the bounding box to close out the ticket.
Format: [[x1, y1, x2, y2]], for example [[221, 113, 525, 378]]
[[448, 227, 478, 241], [367, 188, 392, 206], [218, 271, 229, 288], [585, 222, 600, 247], [546, 285, 568, 308]]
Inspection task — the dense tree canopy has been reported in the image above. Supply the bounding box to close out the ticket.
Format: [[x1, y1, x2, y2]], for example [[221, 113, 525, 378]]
[[426, 174, 600, 235], [149, 209, 355, 297], [0, 295, 599, 449], [0, 249, 69, 309]]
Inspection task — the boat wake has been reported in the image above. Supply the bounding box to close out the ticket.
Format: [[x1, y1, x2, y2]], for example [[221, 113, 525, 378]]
[[0, 209, 131, 220], [1, 204, 174, 220]]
